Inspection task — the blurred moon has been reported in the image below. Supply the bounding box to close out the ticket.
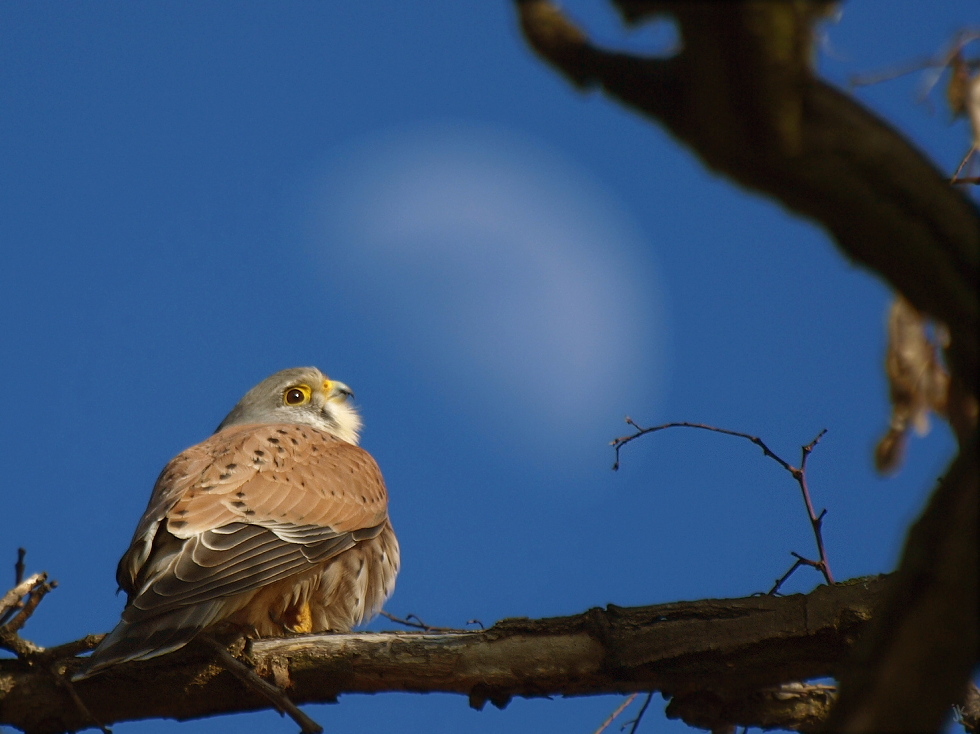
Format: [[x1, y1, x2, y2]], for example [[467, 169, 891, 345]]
[[307, 122, 668, 449]]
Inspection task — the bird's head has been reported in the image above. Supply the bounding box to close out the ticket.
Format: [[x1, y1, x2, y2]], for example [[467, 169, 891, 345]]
[[215, 366, 362, 444]]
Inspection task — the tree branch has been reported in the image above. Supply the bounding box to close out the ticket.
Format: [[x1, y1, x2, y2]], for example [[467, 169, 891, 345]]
[[516, 0, 978, 378], [515, 3, 979, 731], [0, 576, 888, 733]]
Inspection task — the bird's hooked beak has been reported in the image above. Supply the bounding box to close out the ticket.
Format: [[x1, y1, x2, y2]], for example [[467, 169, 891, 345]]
[[324, 379, 354, 402]]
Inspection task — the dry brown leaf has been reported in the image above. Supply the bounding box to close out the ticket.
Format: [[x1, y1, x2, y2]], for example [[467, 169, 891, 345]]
[[948, 34, 980, 182], [946, 51, 971, 117], [875, 296, 950, 475]]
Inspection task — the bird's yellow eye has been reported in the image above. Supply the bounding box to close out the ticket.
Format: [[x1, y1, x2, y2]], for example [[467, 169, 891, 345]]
[[283, 385, 312, 406]]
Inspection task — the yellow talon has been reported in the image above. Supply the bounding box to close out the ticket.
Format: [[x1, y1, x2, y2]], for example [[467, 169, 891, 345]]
[[279, 601, 313, 635], [290, 601, 313, 634]]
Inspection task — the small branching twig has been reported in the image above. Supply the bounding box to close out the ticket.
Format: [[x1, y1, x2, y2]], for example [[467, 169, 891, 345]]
[[1, 549, 59, 656], [380, 611, 483, 632], [2, 548, 39, 627], [612, 421, 834, 590], [788, 430, 834, 587], [0, 573, 46, 625], [592, 693, 637, 734], [3, 577, 58, 636], [2, 548, 58, 633]]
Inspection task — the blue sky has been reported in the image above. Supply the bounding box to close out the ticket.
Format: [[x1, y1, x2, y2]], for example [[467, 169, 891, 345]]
[[0, 3, 975, 733]]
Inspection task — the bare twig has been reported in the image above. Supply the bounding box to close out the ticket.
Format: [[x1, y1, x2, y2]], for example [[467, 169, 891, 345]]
[[0, 572, 45, 622], [1, 567, 58, 657], [849, 30, 980, 101], [952, 147, 978, 183], [768, 557, 807, 596], [624, 692, 653, 734], [201, 636, 323, 734], [796, 431, 833, 585], [613, 420, 790, 471], [380, 611, 482, 633], [612, 421, 833, 588], [848, 56, 947, 89], [592, 692, 637, 734], [14, 548, 25, 586], [3, 577, 58, 635], [3, 550, 58, 634], [1, 549, 32, 627]]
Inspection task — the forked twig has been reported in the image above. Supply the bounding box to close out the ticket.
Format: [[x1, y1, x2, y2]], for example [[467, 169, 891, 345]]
[[2, 548, 58, 632], [0, 573, 46, 624], [1, 554, 59, 657], [3, 577, 59, 635], [612, 421, 833, 591]]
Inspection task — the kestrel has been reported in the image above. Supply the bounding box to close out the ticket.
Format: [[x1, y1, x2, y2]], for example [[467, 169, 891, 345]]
[[74, 367, 399, 679]]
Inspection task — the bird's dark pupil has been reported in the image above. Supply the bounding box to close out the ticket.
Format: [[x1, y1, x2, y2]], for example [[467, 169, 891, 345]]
[[288, 389, 303, 404]]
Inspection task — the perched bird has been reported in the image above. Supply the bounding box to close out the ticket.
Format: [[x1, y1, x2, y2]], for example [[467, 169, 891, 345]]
[[74, 367, 399, 679]]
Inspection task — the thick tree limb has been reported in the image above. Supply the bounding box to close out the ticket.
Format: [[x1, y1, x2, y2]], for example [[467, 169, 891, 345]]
[[0, 577, 886, 733], [517, 1, 979, 378], [516, 3, 979, 731]]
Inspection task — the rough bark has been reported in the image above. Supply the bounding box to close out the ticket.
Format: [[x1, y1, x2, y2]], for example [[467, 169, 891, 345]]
[[0, 577, 885, 733], [515, 3, 979, 732]]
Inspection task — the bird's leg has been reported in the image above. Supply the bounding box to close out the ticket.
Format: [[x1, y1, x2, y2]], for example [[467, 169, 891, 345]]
[[288, 601, 313, 634], [276, 600, 314, 634]]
